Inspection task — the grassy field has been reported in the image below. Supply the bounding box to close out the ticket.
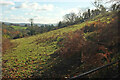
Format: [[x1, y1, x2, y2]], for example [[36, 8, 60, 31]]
[[2, 12, 116, 78], [9, 26, 27, 30]]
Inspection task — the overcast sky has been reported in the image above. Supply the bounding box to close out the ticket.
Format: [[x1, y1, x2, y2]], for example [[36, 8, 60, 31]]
[[0, 0, 112, 24]]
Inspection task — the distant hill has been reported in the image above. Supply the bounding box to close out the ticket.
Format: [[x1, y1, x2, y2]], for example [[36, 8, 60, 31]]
[[1, 21, 57, 27]]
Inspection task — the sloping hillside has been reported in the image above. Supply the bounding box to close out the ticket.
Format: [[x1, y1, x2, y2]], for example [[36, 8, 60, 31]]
[[2, 11, 119, 78]]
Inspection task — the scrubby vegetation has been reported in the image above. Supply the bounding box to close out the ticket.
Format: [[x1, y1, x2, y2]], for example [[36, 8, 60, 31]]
[[2, 0, 120, 79], [38, 12, 119, 78]]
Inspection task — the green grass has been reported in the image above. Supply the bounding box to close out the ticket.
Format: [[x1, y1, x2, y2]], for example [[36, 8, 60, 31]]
[[2, 12, 115, 78], [9, 26, 27, 30]]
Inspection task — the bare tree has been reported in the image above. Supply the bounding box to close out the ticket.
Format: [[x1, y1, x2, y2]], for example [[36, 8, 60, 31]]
[[106, 0, 120, 3], [92, 0, 107, 13], [63, 12, 77, 23], [88, 9, 91, 18], [100, 5, 106, 13], [92, 0, 103, 9]]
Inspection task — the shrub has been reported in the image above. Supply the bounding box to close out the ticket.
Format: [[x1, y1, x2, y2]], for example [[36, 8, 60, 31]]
[[2, 37, 14, 54], [59, 30, 86, 57]]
